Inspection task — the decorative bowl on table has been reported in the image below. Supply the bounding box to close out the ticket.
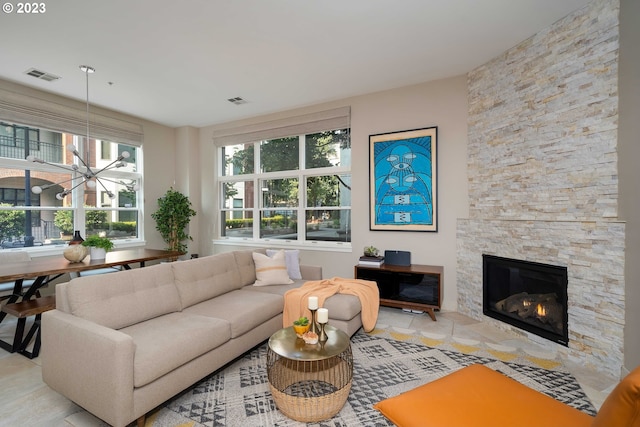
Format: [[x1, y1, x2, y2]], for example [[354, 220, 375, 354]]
[[63, 244, 89, 263]]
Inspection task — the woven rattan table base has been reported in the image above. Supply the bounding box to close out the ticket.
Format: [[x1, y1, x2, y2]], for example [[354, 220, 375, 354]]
[[267, 349, 353, 422]]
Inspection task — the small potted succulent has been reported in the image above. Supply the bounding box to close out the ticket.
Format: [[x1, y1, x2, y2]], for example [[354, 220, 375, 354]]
[[364, 246, 379, 257], [293, 316, 310, 336], [82, 235, 114, 260]]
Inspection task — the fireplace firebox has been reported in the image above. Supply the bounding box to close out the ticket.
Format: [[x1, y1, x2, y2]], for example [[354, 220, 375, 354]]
[[483, 255, 568, 346]]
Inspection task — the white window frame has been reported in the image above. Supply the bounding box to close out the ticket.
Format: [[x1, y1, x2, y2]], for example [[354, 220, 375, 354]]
[[0, 122, 144, 255], [217, 133, 351, 250]]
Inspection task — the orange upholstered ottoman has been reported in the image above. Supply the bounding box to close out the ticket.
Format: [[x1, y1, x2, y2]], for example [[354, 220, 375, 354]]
[[373, 364, 594, 427]]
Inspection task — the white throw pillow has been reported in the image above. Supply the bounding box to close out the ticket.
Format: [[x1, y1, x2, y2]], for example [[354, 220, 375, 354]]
[[252, 250, 294, 286], [266, 249, 302, 280]]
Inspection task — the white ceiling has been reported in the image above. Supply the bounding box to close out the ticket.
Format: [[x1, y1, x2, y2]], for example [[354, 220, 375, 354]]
[[0, 0, 591, 128]]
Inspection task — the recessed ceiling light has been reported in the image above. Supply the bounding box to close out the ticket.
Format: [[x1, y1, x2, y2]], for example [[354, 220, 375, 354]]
[[24, 68, 61, 82]]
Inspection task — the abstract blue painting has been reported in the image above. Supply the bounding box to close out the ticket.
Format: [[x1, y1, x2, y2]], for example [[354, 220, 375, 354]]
[[369, 127, 437, 231]]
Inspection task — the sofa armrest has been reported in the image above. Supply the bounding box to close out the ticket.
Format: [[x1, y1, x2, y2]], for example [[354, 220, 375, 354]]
[[300, 264, 322, 280], [41, 309, 136, 427]]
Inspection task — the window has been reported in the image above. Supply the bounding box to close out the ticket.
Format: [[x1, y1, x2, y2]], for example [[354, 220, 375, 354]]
[[0, 121, 142, 249], [219, 128, 351, 244], [100, 140, 111, 160]]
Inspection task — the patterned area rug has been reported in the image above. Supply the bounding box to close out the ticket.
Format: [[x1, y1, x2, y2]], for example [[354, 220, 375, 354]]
[[147, 326, 596, 427]]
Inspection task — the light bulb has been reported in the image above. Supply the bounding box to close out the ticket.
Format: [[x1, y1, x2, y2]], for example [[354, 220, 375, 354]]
[[121, 151, 130, 159], [32, 186, 42, 194], [66, 144, 77, 153], [56, 193, 64, 200], [86, 180, 96, 189], [26, 155, 35, 162], [132, 183, 140, 191], [108, 192, 115, 199]]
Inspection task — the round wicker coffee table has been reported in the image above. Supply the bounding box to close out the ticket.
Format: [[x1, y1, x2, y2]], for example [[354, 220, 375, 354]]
[[267, 325, 353, 422]]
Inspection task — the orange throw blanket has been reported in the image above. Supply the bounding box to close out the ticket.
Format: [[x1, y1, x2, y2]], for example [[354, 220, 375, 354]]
[[283, 277, 379, 332]]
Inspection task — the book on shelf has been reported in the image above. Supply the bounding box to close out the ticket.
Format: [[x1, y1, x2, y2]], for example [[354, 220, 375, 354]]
[[358, 255, 384, 267], [359, 255, 384, 262], [359, 261, 384, 267]]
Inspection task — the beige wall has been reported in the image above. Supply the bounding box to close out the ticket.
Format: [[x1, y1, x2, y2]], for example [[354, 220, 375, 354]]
[[199, 75, 469, 311], [175, 126, 201, 256], [619, 0, 640, 374], [140, 120, 177, 250]]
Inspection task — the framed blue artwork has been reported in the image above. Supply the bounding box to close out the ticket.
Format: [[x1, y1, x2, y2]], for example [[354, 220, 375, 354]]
[[369, 127, 437, 232]]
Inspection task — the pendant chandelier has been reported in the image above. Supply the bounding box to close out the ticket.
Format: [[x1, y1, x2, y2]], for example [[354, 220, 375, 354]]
[[28, 65, 139, 200]]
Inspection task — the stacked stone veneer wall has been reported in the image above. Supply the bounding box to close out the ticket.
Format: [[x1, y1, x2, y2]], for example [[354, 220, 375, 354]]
[[457, 0, 623, 377]]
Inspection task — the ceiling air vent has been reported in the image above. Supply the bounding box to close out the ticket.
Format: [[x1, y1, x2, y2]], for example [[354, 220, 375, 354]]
[[227, 96, 248, 105], [24, 68, 61, 82]]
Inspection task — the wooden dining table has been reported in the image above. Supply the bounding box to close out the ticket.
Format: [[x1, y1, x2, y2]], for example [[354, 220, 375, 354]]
[[0, 248, 183, 352]]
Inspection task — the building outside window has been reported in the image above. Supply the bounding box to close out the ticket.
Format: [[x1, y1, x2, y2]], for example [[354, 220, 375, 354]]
[[0, 120, 142, 249], [219, 128, 351, 245]]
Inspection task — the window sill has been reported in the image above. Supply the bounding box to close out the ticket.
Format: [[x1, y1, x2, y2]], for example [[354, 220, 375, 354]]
[[213, 238, 352, 253], [3, 239, 147, 258]]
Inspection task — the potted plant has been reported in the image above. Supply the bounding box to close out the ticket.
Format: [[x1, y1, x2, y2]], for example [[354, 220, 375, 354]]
[[82, 235, 114, 260], [364, 246, 379, 257], [54, 210, 74, 238], [151, 188, 196, 255], [293, 316, 310, 336]]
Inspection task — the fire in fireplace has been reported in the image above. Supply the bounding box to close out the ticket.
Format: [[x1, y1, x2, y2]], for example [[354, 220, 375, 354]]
[[483, 255, 568, 346]]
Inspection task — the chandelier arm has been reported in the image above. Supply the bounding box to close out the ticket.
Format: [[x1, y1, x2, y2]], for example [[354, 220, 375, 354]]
[[94, 176, 115, 198], [94, 176, 138, 191], [93, 158, 125, 175], [67, 178, 89, 193], [31, 160, 78, 173], [37, 176, 77, 190], [92, 176, 121, 185], [70, 149, 94, 174]]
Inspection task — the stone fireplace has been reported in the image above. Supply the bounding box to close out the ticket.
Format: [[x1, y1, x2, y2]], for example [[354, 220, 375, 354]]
[[456, 0, 624, 377]]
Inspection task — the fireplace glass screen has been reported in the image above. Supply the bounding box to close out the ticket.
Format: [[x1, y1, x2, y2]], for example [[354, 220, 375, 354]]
[[483, 254, 568, 346]]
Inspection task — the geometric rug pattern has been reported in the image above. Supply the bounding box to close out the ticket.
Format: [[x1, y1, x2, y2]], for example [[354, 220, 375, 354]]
[[147, 327, 596, 427]]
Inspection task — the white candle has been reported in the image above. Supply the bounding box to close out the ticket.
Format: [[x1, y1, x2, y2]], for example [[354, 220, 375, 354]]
[[317, 308, 328, 323], [308, 296, 319, 310]]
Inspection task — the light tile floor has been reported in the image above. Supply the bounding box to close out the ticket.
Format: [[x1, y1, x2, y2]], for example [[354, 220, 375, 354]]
[[0, 307, 619, 426]]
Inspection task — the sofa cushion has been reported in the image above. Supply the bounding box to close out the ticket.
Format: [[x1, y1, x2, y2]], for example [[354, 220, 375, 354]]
[[245, 282, 361, 321], [119, 312, 231, 388], [266, 249, 302, 280], [172, 252, 242, 309], [184, 289, 284, 338], [233, 249, 266, 286], [252, 250, 293, 286], [66, 263, 180, 329], [322, 294, 362, 321], [243, 280, 306, 296]]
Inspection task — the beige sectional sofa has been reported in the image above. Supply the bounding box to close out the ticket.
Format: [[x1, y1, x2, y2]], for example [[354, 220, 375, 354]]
[[41, 249, 364, 427]]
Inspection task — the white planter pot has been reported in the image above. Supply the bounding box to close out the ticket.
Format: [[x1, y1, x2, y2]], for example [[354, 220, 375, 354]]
[[90, 247, 106, 260]]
